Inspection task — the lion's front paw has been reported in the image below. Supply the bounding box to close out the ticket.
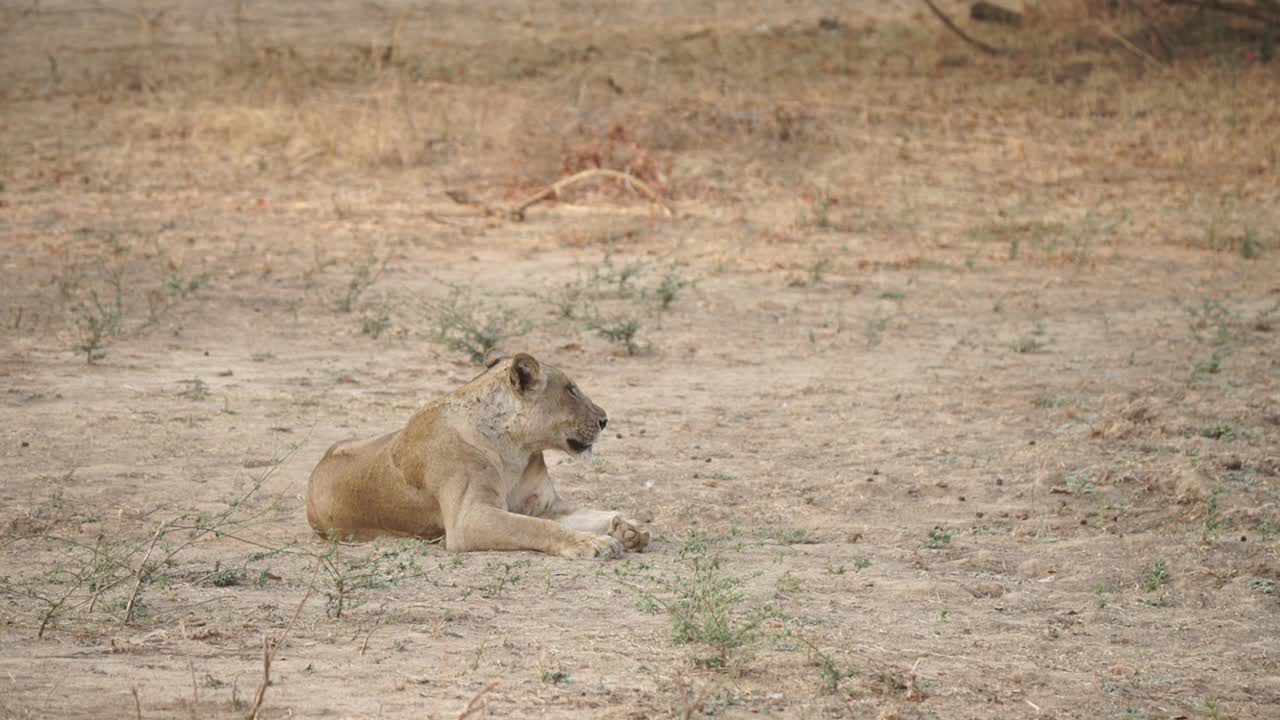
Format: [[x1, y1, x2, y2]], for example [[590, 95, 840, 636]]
[[606, 515, 651, 552], [561, 533, 624, 560]]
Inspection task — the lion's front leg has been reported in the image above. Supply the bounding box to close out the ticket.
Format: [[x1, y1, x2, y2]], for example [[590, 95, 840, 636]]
[[545, 502, 651, 553], [444, 486, 623, 560]]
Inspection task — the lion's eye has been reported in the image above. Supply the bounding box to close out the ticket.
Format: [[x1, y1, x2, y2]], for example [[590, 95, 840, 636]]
[[566, 384, 578, 398]]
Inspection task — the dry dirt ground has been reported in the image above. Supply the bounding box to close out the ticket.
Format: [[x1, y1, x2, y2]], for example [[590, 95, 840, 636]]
[[2, 1, 1280, 718]]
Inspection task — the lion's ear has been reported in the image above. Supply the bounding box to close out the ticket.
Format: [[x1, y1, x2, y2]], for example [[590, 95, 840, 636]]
[[508, 353, 544, 394], [483, 348, 509, 369]]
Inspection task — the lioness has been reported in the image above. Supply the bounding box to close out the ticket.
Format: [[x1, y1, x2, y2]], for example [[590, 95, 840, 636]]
[[305, 352, 650, 559]]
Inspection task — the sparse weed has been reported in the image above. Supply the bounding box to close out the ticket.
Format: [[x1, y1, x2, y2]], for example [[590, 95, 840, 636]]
[[164, 271, 212, 300], [1201, 488, 1226, 544], [72, 279, 124, 363], [810, 258, 832, 284], [1035, 396, 1069, 409], [1192, 349, 1227, 378], [1243, 577, 1275, 594], [478, 560, 527, 599], [426, 284, 531, 364], [775, 573, 802, 594], [924, 528, 952, 549], [360, 305, 391, 338], [592, 315, 642, 355], [1141, 559, 1169, 592], [666, 553, 772, 667], [793, 634, 853, 694], [1183, 296, 1236, 347], [178, 378, 210, 400], [318, 537, 433, 618], [334, 255, 386, 314], [653, 264, 692, 310], [1066, 472, 1097, 495], [1200, 425, 1234, 440], [772, 528, 820, 545]]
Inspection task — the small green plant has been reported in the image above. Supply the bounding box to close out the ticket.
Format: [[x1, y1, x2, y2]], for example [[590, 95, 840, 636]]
[[72, 280, 124, 363], [542, 668, 571, 685], [794, 635, 852, 694], [593, 315, 642, 355], [1184, 296, 1236, 347], [1240, 227, 1263, 259], [1243, 577, 1275, 594], [878, 289, 906, 301], [318, 537, 432, 618], [478, 560, 527, 599], [653, 265, 691, 310], [1035, 396, 1068, 409], [667, 554, 771, 667], [1013, 336, 1047, 354], [164, 271, 212, 299], [426, 285, 531, 364], [1141, 559, 1169, 592], [1066, 473, 1097, 495], [1200, 425, 1234, 440], [178, 378, 210, 401], [773, 528, 820, 545], [360, 306, 391, 338], [1201, 488, 1226, 544], [924, 528, 952, 549], [810, 258, 833, 284], [334, 255, 386, 313], [775, 573, 802, 595], [211, 568, 246, 587], [1192, 349, 1226, 378]]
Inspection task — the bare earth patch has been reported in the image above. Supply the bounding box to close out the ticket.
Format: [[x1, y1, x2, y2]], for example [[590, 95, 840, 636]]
[[2, 2, 1278, 718]]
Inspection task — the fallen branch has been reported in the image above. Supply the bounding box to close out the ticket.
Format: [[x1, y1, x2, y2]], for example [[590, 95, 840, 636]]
[[456, 682, 498, 720], [920, 0, 1007, 55], [246, 572, 316, 720], [123, 520, 168, 625], [509, 168, 675, 221]]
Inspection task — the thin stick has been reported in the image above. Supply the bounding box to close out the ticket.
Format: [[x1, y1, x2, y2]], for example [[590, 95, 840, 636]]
[[188, 659, 199, 720], [510, 168, 675, 220], [246, 571, 316, 720], [124, 520, 168, 625], [1099, 23, 1164, 67], [131, 686, 143, 720], [360, 617, 381, 656], [1125, 0, 1174, 61], [456, 681, 498, 720], [919, 0, 1007, 56]]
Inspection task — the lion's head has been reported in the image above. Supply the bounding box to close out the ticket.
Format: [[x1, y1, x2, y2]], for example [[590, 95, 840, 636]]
[[487, 352, 608, 456]]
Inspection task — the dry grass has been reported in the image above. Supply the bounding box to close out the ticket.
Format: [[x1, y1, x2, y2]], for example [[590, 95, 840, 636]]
[[4, 0, 1275, 203]]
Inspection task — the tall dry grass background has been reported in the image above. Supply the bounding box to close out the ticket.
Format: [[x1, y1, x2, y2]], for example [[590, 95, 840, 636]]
[[2, 0, 1276, 216]]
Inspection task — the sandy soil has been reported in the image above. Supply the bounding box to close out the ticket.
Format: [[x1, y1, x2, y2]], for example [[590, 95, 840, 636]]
[[2, 2, 1279, 719]]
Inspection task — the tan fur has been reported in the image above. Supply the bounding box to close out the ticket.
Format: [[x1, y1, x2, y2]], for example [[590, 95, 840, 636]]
[[305, 353, 650, 559]]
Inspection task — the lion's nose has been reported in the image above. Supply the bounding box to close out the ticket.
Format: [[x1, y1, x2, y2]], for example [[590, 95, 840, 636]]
[[599, 416, 608, 430]]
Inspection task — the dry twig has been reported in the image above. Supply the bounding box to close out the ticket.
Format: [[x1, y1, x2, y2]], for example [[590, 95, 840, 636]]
[[510, 169, 675, 220], [456, 681, 498, 720], [919, 0, 1008, 55], [124, 520, 168, 624], [246, 571, 316, 720]]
